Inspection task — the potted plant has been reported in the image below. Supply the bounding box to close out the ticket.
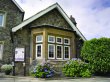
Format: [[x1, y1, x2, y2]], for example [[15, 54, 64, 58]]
[[1, 64, 13, 75]]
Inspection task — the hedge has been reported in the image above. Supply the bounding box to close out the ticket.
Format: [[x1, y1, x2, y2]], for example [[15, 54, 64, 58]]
[[81, 37, 110, 74]]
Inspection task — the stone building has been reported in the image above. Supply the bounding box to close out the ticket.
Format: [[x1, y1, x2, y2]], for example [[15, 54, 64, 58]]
[[0, 0, 86, 75], [0, 0, 24, 63]]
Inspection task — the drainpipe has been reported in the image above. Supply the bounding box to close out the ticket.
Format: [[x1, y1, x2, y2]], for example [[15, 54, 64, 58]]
[[10, 31, 15, 76]]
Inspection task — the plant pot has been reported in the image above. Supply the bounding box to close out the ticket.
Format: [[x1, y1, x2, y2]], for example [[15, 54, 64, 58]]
[[5, 70, 11, 75]]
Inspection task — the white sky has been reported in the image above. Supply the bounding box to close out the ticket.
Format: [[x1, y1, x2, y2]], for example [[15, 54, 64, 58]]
[[15, 0, 110, 40]]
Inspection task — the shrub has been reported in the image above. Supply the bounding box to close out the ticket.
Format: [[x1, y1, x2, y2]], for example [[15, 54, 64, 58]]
[[81, 37, 110, 74], [62, 59, 91, 77], [80, 69, 91, 77], [30, 62, 54, 78], [1, 64, 13, 75]]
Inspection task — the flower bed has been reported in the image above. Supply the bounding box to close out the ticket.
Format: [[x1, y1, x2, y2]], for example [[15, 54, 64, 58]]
[[62, 59, 92, 77], [30, 62, 54, 78]]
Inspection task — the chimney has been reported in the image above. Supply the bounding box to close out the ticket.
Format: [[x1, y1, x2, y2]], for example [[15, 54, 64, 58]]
[[70, 15, 77, 26]]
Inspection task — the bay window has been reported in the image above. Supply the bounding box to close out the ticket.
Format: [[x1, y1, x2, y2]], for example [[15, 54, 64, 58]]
[[47, 35, 70, 60]]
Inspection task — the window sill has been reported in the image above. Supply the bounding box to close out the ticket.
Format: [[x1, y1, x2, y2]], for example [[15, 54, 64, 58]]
[[47, 59, 69, 62]]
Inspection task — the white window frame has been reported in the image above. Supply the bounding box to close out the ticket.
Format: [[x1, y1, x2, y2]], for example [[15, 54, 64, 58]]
[[64, 46, 70, 60], [48, 35, 55, 43], [64, 38, 70, 45], [36, 44, 42, 59], [48, 44, 55, 59], [56, 37, 62, 44], [36, 35, 43, 43], [56, 45, 63, 59], [0, 44, 3, 60], [0, 14, 4, 27]]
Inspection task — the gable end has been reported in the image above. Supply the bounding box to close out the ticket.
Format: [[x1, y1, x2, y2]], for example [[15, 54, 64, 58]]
[[12, 3, 86, 41]]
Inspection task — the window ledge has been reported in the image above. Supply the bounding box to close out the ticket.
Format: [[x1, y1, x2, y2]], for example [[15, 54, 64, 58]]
[[47, 59, 69, 62]]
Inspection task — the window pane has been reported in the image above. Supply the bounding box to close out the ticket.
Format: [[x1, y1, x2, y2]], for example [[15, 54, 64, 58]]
[[49, 37, 54, 41], [56, 37, 62, 44], [64, 38, 70, 45], [65, 39, 68, 43], [48, 44, 55, 59], [56, 45, 62, 59], [64, 46, 70, 59], [65, 47, 69, 58], [37, 46, 41, 57], [36, 35, 43, 42], [0, 15, 3, 26], [48, 36, 55, 43], [36, 44, 42, 58]]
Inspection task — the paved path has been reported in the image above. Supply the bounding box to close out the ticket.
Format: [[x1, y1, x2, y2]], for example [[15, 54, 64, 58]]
[[0, 76, 110, 82]]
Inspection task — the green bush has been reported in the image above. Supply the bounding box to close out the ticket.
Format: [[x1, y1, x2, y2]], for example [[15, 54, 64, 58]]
[[80, 69, 91, 77], [81, 37, 110, 74], [1, 64, 13, 75], [62, 59, 91, 77]]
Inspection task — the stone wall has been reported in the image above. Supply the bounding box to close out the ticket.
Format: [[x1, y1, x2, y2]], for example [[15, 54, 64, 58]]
[[75, 37, 84, 58], [30, 9, 73, 31], [13, 28, 31, 75], [0, 0, 24, 63]]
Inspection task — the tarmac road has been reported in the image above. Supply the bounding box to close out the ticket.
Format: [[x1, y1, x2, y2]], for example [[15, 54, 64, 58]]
[[0, 77, 110, 82]]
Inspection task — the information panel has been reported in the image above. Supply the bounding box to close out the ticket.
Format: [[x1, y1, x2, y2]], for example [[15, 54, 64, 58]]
[[15, 48, 25, 61]]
